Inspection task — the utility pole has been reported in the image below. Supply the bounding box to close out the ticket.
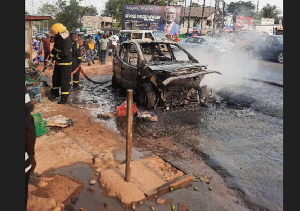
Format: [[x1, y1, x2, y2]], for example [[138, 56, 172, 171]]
[[183, 0, 187, 27], [187, 0, 192, 37], [200, 0, 205, 36], [222, 0, 225, 29]]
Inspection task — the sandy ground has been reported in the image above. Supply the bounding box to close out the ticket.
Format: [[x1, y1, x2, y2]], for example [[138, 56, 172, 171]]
[[27, 55, 252, 211]]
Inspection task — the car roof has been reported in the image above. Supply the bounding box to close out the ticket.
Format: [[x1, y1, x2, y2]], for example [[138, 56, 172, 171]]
[[122, 40, 176, 44]]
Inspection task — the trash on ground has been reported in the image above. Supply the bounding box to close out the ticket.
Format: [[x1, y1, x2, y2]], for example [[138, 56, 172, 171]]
[[44, 115, 73, 128], [116, 100, 137, 117], [193, 173, 211, 184], [97, 112, 115, 120], [137, 110, 158, 122]]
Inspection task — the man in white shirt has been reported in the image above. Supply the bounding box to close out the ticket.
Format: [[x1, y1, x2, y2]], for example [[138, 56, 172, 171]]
[[109, 34, 119, 56]]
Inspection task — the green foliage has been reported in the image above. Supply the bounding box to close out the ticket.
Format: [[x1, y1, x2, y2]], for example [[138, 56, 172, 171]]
[[36, 0, 98, 32], [259, 4, 281, 23], [226, 1, 256, 17], [25, 11, 29, 14]]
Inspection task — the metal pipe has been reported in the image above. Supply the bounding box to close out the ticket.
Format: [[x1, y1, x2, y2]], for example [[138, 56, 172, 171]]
[[125, 89, 133, 182]]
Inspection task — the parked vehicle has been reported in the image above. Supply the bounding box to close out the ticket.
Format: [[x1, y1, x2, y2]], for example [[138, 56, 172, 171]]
[[112, 40, 221, 109], [177, 36, 230, 55], [245, 35, 283, 63], [119, 30, 168, 42]]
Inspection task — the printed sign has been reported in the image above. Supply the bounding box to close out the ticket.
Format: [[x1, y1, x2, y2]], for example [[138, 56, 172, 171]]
[[222, 14, 234, 31], [122, 4, 182, 36], [235, 16, 254, 31], [261, 18, 275, 25]]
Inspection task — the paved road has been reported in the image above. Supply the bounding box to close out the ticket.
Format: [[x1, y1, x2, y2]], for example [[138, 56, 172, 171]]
[[69, 56, 283, 211]]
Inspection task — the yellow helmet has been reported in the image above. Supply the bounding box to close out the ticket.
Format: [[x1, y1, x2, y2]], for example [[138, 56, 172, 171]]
[[51, 23, 67, 35]]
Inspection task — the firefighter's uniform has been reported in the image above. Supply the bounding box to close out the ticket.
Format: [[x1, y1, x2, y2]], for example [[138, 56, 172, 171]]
[[48, 23, 72, 104], [71, 42, 82, 89]]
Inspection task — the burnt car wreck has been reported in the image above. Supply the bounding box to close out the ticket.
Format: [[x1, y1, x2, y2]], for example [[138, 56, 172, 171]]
[[112, 40, 221, 109]]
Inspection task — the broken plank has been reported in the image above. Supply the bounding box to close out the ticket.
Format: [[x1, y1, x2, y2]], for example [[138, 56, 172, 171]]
[[145, 174, 193, 197]]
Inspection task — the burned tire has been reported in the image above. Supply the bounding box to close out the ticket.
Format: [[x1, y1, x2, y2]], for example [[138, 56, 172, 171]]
[[137, 83, 156, 109], [277, 52, 283, 63], [112, 75, 121, 89]]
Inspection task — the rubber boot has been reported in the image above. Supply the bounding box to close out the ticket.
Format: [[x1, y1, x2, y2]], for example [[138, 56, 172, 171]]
[[57, 95, 68, 104], [48, 94, 57, 101], [73, 83, 80, 90]]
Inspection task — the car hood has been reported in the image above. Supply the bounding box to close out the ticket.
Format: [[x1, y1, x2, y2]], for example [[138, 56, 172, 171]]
[[147, 62, 204, 73]]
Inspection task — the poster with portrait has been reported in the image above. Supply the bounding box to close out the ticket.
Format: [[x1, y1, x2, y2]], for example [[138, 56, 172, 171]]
[[222, 14, 234, 31], [122, 4, 182, 36]]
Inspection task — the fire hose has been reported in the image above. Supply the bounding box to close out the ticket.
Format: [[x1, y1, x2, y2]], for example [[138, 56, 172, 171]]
[[37, 60, 111, 85], [70, 66, 110, 84]]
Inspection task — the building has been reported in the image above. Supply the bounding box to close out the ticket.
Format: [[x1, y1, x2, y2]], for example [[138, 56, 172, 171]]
[[82, 16, 116, 33], [180, 6, 215, 35], [25, 15, 52, 60]]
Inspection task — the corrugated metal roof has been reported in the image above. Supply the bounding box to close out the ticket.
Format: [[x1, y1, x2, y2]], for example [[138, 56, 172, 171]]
[[25, 15, 52, 21], [181, 6, 215, 18]]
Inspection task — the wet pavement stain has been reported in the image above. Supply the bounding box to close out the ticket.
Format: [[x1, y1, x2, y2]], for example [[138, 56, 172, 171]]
[[53, 163, 125, 211]]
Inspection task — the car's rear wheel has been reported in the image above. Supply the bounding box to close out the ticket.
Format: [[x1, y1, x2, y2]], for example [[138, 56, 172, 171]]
[[137, 83, 156, 109], [248, 49, 255, 58], [277, 52, 283, 63]]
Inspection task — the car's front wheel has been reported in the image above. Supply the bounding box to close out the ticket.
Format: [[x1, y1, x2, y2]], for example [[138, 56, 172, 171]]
[[277, 52, 283, 63], [112, 75, 121, 89], [137, 83, 156, 109]]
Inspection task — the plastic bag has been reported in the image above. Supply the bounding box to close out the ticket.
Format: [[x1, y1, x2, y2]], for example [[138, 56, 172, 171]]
[[116, 101, 137, 117], [39, 55, 44, 62]]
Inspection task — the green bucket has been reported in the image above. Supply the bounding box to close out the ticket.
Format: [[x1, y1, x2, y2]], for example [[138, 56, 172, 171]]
[[33, 112, 42, 125]]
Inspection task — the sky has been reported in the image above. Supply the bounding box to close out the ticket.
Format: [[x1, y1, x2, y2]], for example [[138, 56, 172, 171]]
[[25, 0, 283, 16]]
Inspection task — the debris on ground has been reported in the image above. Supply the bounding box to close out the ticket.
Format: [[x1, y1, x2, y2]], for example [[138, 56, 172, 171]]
[[179, 203, 187, 211], [116, 100, 138, 117], [97, 112, 115, 120], [137, 110, 158, 122], [44, 115, 73, 128], [156, 197, 165, 205], [193, 173, 211, 184], [89, 180, 97, 185]]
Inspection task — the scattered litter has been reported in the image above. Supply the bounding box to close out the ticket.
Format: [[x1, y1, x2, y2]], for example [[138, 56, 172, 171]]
[[89, 180, 97, 185], [137, 110, 158, 122], [193, 173, 211, 184], [97, 112, 115, 120], [116, 100, 137, 117], [44, 115, 73, 128], [151, 206, 156, 210], [156, 197, 165, 205]]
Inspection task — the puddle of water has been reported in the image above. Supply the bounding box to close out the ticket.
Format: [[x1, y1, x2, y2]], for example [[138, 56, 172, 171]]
[[53, 163, 124, 211], [114, 148, 150, 163]]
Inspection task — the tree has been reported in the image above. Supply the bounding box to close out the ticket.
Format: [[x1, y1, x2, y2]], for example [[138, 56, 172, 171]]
[[259, 4, 281, 23], [25, 11, 29, 14], [226, 1, 256, 17]]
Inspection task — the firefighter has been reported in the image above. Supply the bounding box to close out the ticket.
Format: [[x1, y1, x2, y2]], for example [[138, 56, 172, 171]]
[[48, 23, 72, 104], [70, 33, 82, 90]]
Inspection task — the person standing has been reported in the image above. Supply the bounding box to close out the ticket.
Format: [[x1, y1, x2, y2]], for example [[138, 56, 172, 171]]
[[32, 36, 43, 65], [25, 85, 36, 211], [109, 33, 119, 56], [99, 34, 109, 64], [42, 33, 51, 65], [48, 23, 73, 104], [85, 35, 95, 66], [158, 6, 180, 36], [94, 32, 101, 56], [119, 31, 127, 43], [70, 33, 82, 90]]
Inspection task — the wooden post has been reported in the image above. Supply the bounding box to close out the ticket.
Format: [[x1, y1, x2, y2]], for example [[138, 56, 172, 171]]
[[125, 89, 133, 182]]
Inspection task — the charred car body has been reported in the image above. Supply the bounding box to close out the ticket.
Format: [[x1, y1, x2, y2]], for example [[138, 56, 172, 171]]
[[112, 40, 221, 109]]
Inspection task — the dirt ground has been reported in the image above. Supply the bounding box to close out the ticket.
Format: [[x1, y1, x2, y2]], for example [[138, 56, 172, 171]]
[[27, 55, 252, 211]]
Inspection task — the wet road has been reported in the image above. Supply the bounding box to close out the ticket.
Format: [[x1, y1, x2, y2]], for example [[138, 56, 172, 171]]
[[67, 56, 283, 211]]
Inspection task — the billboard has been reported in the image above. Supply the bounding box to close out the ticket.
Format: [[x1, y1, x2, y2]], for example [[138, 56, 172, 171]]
[[261, 18, 275, 25], [235, 16, 254, 31], [222, 14, 234, 31], [122, 4, 182, 36]]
